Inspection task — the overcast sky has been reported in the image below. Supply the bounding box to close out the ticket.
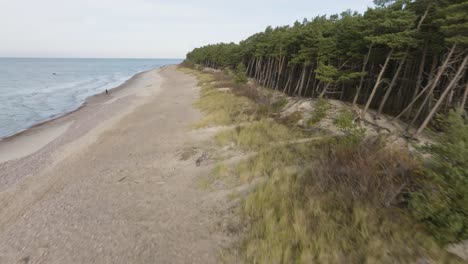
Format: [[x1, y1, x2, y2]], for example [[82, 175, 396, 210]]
[[0, 0, 374, 58]]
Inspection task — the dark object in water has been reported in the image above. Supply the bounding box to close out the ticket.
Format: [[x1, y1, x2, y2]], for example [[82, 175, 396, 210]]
[[52, 72, 57, 75]]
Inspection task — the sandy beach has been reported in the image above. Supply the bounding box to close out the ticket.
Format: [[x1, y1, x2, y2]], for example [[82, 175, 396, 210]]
[[0, 66, 229, 263]]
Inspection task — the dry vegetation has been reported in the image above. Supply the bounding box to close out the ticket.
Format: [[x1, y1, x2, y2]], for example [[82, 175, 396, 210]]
[[178, 65, 466, 263]]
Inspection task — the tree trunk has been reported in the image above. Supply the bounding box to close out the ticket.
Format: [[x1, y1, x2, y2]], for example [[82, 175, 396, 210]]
[[294, 64, 307, 95], [394, 53, 438, 121], [246, 58, 255, 76], [459, 82, 468, 113], [303, 68, 314, 96], [283, 67, 294, 93], [409, 44, 457, 128], [319, 83, 331, 98], [254, 57, 260, 80], [293, 65, 303, 94], [404, 44, 428, 119], [270, 57, 277, 88], [414, 54, 468, 138], [340, 83, 345, 101], [377, 49, 409, 117], [266, 58, 273, 85], [361, 48, 394, 119], [276, 55, 285, 90], [353, 44, 373, 106], [398, 59, 413, 110]]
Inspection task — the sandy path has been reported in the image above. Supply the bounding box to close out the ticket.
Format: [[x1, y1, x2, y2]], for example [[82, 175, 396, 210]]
[[0, 66, 228, 263]]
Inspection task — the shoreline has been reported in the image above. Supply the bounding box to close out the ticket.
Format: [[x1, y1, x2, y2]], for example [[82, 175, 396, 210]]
[[0, 65, 171, 165], [0, 65, 228, 262], [0, 66, 169, 142]]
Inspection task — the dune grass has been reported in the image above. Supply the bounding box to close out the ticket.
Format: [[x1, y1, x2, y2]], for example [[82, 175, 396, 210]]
[[182, 69, 257, 128], [243, 171, 452, 263], [239, 138, 460, 263], [215, 119, 304, 151], [194, 86, 254, 127], [180, 66, 463, 263]]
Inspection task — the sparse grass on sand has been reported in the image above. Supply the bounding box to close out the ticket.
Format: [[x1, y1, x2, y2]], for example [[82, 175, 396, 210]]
[[180, 68, 256, 128], [215, 119, 304, 151], [180, 65, 463, 263]]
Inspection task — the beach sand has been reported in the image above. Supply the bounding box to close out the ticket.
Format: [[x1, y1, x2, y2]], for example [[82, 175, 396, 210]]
[[0, 66, 231, 263]]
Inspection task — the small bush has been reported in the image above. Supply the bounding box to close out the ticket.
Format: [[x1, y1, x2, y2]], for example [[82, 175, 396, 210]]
[[278, 111, 303, 126], [334, 109, 366, 145], [409, 111, 468, 244], [307, 98, 331, 126], [270, 97, 288, 113], [179, 60, 195, 69], [212, 71, 233, 82], [231, 83, 262, 103], [334, 109, 355, 130], [196, 73, 215, 86], [313, 138, 417, 205], [234, 63, 248, 84]]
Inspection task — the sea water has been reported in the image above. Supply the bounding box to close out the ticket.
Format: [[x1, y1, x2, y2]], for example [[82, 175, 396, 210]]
[[0, 58, 182, 138]]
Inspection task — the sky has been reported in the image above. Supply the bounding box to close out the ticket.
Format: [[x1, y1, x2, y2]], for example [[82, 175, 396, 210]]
[[0, 0, 375, 59]]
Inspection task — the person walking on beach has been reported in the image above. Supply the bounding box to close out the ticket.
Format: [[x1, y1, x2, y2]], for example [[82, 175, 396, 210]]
[[105, 89, 109, 95]]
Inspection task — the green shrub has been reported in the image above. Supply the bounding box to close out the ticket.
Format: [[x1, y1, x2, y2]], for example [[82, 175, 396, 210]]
[[409, 111, 468, 244], [334, 109, 355, 130], [334, 109, 366, 145], [307, 98, 331, 126], [179, 60, 195, 69], [270, 97, 288, 113], [234, 63, 248, 84]]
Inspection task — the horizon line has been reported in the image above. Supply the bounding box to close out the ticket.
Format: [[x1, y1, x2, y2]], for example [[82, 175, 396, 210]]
[[0, 56, 184, 60]]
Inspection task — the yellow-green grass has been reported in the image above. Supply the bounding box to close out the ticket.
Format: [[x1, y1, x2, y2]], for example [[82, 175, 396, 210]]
[[182, 68, 256, 128], [194, 86, 254, 128], [234, 142, 320, 183], [197, 162, 232, 189], [180, 66, 460, 263], [238, 140, 461, 263], [212, 121, 457, 263], [215, 119, 305, 151], [176, 66, 197, 75], [177, 66, 216, 86], [243, 169, 457, 263]]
